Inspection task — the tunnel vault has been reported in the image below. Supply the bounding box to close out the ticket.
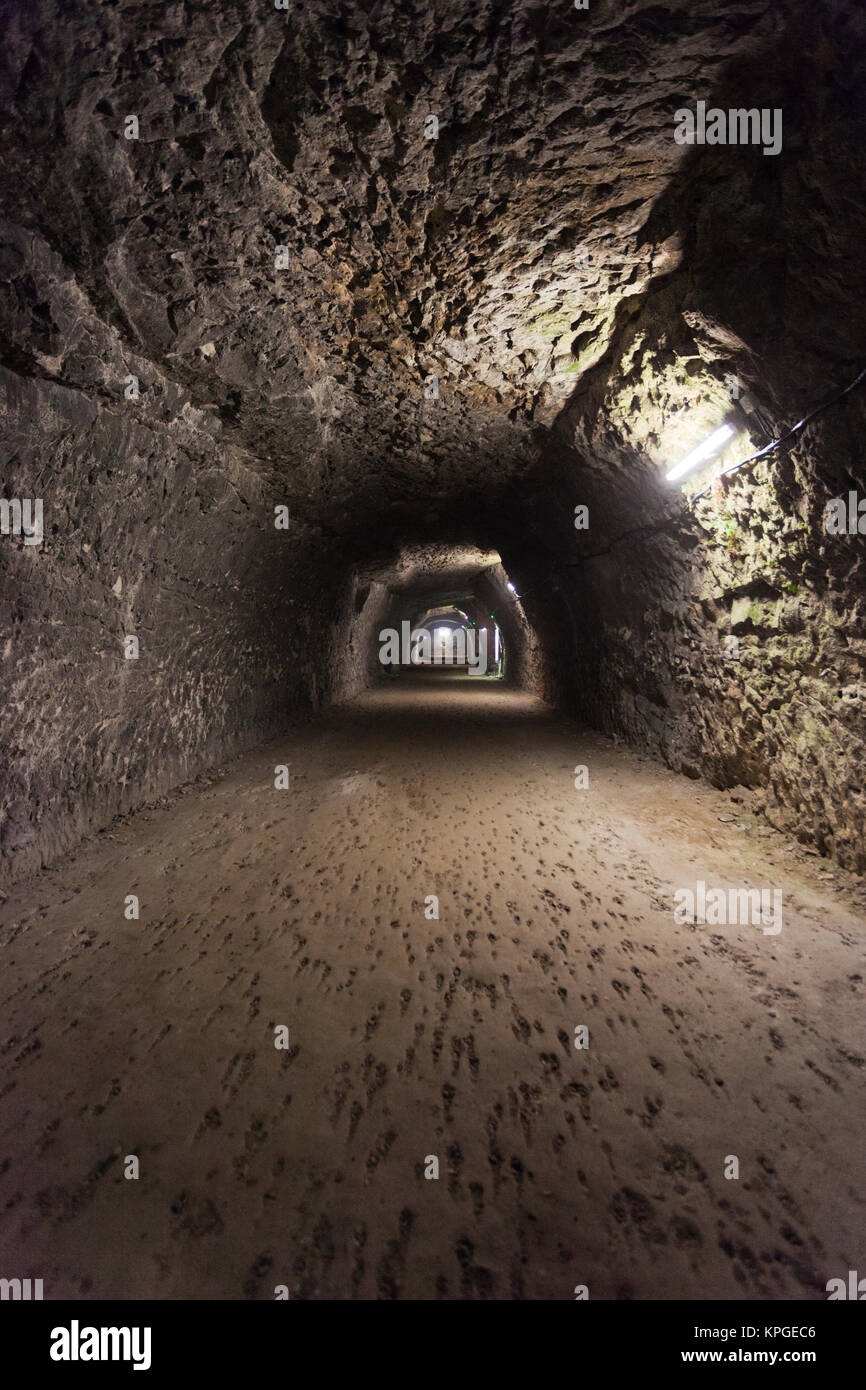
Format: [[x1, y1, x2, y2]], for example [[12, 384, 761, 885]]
[[1, 0, 865, 881]]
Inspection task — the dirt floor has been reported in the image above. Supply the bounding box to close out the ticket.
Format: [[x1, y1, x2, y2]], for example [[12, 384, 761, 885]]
[[1, 674, 864, 1300]]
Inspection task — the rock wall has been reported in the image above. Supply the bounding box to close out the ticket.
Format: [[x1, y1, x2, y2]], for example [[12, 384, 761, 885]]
[[0, 230, 352, 886], [540, 218, 866, 870], [554, 410, 866, 872], [492, 0, 866, 871]]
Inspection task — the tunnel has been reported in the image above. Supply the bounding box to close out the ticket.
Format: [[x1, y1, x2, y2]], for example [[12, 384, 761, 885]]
[[1, 0, 865, 1315]]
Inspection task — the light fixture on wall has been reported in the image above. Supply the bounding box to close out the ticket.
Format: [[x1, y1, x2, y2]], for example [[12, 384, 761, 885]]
[[665, 423, 735, 482]]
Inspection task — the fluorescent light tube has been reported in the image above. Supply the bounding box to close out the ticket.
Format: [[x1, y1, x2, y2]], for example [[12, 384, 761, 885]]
[[666, 423, 735, 482]]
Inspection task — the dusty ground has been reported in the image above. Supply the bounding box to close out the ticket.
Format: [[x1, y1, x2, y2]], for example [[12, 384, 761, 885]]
[[1, 674, 864, 1300]]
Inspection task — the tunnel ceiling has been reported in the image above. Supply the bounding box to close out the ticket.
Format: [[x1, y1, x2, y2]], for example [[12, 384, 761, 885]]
[[362, 544, 500, 590], [0, 0, 788, 549]]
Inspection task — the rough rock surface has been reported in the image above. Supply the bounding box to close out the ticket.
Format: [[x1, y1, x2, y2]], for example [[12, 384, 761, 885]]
[[1, 0, 866, 879]]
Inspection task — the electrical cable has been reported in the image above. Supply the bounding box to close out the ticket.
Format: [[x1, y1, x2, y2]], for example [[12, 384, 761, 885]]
[[507, 360, 866, 599], [688, 363, 866, 503]]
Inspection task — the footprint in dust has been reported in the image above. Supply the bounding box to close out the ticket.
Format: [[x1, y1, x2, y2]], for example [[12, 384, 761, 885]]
[[170, 1190, 224, 1240], [364, 1003, 386, 1040], [453, 1234, 496, 1298], [375, 1207, 414, 1299], [365, 1129, 397, 1172]]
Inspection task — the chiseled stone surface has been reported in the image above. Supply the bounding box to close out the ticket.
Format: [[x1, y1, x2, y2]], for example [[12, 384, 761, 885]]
[[1, 0, 865, 879]]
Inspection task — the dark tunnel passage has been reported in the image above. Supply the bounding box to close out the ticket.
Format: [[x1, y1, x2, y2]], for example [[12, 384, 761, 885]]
[[1, 0, 865, 1317]]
